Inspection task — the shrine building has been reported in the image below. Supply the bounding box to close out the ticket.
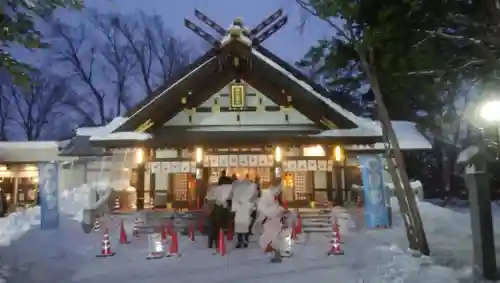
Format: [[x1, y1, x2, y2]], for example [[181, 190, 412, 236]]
[[57, 10, 432, 210]]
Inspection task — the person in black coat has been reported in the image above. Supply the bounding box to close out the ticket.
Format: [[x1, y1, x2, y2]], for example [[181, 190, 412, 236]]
[[0, 189, 8, 217], [208, 201, 225, 249], [218, 170, 233, 185]]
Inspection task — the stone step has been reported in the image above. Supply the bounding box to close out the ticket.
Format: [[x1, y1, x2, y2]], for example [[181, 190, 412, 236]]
[[303, 227, 331, 233], [134, 211, 209, 235], [303, 223, 331, 229], [298, 209, 331, 214], [298, 207, 331, 212], [302, 220, 330, 225], [300, 214, 331, 220]]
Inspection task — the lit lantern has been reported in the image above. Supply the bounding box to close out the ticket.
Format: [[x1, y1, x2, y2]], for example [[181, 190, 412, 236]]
[[333, 146, 343, 162], [274, 146, 282, 163], [195, 147, 203, 164], [194, 147, 204, 180], [136, 148, 144, 164], [274, 146, 283, 179]]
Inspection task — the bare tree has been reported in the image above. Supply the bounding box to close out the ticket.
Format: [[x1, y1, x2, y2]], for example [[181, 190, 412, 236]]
[[91, 12, 137, 115], [146, 16, 193, 84], [0, 71, 13, 140], [49, 20, 107, 125], [112, 12, 193, 98], [112, 13, 156, 96], [0, 90, 11, 140], [7, 73, 68, 140]]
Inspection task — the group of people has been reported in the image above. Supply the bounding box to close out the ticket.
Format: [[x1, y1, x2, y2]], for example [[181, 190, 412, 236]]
[[204, 170, 287, 262]]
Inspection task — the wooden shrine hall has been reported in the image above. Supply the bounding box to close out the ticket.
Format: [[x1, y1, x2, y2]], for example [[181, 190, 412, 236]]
[[65, 10, 431, 210]]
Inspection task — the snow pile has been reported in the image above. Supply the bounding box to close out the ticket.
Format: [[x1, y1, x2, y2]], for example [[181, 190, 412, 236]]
[[0, 207, 40, 247], [385, 197, 491, 280], [59, 184, 93, 221], [60, 178, 127, 221]]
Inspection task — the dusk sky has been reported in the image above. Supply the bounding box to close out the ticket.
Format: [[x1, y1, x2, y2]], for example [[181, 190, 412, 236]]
[[82, 0, 333, 62]]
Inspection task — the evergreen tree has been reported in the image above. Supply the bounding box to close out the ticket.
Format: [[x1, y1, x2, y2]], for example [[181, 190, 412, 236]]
[[1, 0, 84, 84]]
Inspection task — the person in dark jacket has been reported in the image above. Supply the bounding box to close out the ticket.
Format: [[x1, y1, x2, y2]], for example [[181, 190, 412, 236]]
[[218, 170, 233, 185], [0, 189, 8, 217], [208, 201, 225, 249]]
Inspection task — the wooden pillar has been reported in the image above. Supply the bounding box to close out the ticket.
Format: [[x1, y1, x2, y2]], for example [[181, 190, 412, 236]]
[[136, 162, 145, 210], [332, 146, 345, 206], [326, 162, 333, 202], [135, 148, 150, 211], [13, 175, 19, 205], [148, 149, 156, 207]]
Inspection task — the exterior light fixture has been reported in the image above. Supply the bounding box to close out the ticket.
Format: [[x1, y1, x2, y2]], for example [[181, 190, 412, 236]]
[[194, 147, 204, 180], [136, 148, 144, 164], [195, 147, 204, 164], [274, 146, 282, 163], [333, 146, 343, 162], [479, 99, 500, 122]]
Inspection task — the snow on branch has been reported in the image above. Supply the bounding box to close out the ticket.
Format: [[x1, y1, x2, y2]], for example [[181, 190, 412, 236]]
[[424, 30, 483, 45]]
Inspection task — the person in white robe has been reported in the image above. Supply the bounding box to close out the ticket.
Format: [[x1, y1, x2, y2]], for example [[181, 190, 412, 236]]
[[255, 179, 285, 262], [231, 179, 257, 248]]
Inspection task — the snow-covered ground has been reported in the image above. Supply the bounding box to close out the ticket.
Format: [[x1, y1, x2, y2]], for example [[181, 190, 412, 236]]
[[0, 185, 498, 283]]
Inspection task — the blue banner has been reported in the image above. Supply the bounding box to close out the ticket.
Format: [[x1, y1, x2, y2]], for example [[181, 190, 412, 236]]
[[38, 162, 60, 230], [358, 155, 389, 229]]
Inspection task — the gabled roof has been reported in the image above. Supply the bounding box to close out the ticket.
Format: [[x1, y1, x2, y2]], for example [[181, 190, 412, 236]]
[[124, 48, 219, 117], [113, 40, 373, 134]]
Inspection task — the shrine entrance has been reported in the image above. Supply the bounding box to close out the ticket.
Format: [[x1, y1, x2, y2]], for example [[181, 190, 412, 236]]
[[209, 167, 272, 184]]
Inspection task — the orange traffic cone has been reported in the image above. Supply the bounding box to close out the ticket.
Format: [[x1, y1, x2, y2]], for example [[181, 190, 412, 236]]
[[113, 197, 120, 211], [119, 219, 130, 244], [296, 214, 302, 234], [188, 220, 195, 242], [167, 231, 180, 257], [218, 229, 226, 256], [96, 228, 115, 257], [332, 216, 344, 244], [328, 218, 344, 256]]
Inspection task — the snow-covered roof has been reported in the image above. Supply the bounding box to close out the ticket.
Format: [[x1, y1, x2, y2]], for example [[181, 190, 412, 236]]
[[343, 121, 432, 151], [124, 57, 217, 124], [251, 48, 379, 135], [0, 141, 73, 162], [76, 117, 128, 136], [89, 132, 153, 141]]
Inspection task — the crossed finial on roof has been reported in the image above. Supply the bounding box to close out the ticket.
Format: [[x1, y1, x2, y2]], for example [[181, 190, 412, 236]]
[[184, 9, 288, 48]]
